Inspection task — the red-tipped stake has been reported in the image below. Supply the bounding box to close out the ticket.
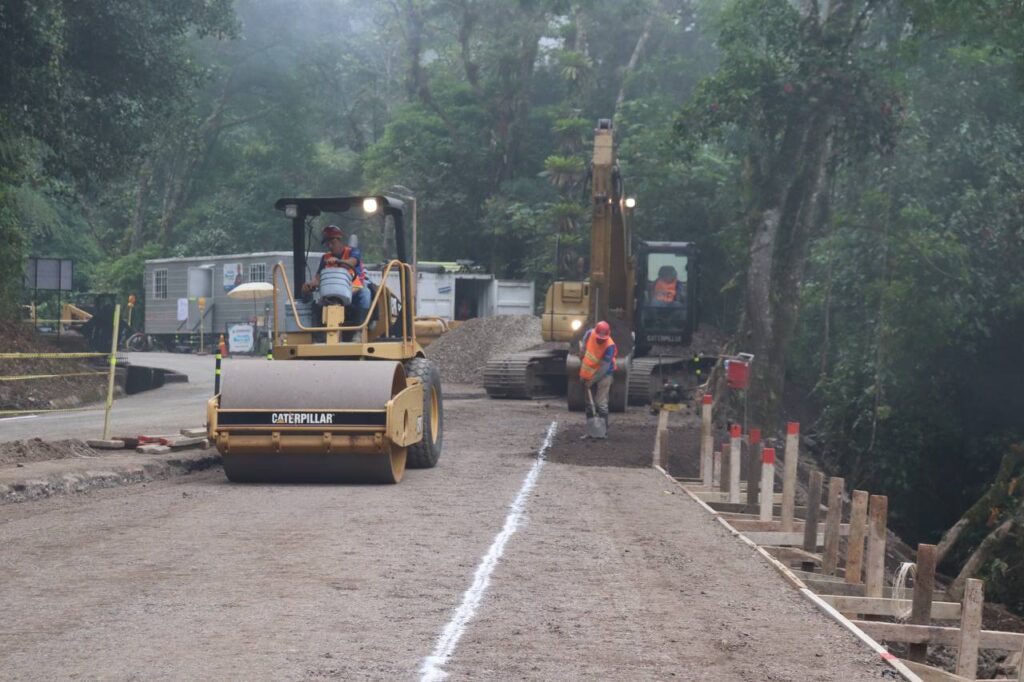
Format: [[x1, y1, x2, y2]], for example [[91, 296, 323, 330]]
[[759, 447, 776, 520], [728, 424, 742, 504]]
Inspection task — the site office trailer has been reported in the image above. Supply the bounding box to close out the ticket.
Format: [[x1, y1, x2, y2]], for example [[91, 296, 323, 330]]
[[143, 252, 321, 341], [363, 269, 535, 319]]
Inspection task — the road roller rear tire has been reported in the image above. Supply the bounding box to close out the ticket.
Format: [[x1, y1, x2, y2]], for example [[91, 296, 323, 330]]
[[404, 357, 443, 468]]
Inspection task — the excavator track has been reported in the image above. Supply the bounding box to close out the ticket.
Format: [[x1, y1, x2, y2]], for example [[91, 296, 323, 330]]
[[483, 348, 567, 400], [627, 354, 718, 406]]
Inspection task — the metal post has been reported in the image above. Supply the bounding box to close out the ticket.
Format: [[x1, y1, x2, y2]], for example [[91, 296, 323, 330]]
[[102, 304, 121, 440], [214, 352, 222, 394]]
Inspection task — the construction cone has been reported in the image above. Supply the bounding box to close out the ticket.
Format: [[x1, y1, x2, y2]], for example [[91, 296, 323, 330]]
[[218, 334, 228, 358]]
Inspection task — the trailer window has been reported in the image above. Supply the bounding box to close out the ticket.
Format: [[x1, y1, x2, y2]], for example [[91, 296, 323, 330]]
[[154, 269, 168, 300], [249, 262, 267, 283]]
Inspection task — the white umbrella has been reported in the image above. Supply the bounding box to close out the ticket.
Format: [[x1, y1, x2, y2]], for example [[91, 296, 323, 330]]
[[227, 282, 275, 326], [226, 281, 274, 300]]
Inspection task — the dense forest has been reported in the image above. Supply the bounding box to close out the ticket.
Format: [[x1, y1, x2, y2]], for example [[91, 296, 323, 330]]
[[2, 1, 1023, 609]]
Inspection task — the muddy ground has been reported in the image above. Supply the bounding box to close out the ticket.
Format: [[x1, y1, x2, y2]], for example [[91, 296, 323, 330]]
[[1, 393, 892, 680]]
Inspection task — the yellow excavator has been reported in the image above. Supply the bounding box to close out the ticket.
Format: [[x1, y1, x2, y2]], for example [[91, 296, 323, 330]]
[[207, 196, 443, 484], [484, 119, 715, 410]]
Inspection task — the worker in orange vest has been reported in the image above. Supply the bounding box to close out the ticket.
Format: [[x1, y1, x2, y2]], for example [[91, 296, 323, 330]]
[[579, 320, 617, 438], [651, 265, 684, 307]]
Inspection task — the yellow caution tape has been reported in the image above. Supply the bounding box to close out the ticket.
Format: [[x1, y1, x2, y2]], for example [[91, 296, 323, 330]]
[[0, 352, 108, 359], [0, 406, 103, 415], [0, 371, 108, 382]]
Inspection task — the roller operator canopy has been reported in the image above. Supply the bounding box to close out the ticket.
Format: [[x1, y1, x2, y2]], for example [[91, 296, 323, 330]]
[[273, 195, 405, 218]]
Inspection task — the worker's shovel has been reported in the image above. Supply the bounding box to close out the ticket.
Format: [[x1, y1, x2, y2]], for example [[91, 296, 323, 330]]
[[584, 383, 607, 439]]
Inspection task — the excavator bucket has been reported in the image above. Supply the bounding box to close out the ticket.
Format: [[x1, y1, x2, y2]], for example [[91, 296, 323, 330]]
[[208, 360, 423, 484]]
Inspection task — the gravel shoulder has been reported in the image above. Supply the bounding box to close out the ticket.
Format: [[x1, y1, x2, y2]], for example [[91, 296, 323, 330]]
[[1, 395, 888, 681]]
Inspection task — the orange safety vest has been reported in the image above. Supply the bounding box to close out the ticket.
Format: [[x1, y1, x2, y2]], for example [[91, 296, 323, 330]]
[[322, 247, 364, 288], [579, 331, 617, 382], [654, 278, 678, 303]]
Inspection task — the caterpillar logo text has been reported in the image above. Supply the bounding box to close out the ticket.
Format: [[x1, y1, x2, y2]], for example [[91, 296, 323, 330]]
[[271, 412, 335, 425]]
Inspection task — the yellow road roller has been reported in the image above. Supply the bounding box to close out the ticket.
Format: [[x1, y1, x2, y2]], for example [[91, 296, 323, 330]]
[[207, 196, 443, 483]]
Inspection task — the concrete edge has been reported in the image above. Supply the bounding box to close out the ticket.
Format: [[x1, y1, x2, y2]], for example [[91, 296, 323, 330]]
[[0, 451, 221, 505], [653, 464, 924, 682]]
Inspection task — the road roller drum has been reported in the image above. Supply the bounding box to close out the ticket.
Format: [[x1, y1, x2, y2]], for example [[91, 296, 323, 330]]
[[209, 360, 436, 484]]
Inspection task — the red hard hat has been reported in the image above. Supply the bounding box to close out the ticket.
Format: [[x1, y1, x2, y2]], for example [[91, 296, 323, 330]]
[[594, 321, 611, 340], [321, 225, 345, 243]]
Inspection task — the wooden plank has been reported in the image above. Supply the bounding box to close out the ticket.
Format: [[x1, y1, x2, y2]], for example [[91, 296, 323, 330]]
[[901, 660, 972, 682], [822, 477, 844, 575], [865, 494, 888, 598], [721, 440, 731, 495], [956, 579, 984, 679], [845, 490, 869, 585], [852, 620, 1024, 652], [692, 491, 782, 503], [807, 580, 896, 598], [761, 546, 821, 565], [819, 595, 961, 620], [746, 433, 761, 510], [700, 396, 712, 487], [910, 543, 938, 662], [709, 502, 808, 516], [728, 427, 742, 504], [781, 422, 799, 532], [803, 471, 824, 554], [745, 531, 824, 546]]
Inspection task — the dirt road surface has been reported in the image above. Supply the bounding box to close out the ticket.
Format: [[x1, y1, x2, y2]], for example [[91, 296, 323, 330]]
[[1, 394, 889, 680]]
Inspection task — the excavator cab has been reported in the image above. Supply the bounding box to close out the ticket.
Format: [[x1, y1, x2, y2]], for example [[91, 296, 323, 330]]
[[207, 195, 444, 484], [634, 241, 700, 355]]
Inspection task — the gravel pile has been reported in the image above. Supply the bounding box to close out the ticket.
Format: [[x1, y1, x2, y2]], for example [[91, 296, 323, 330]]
[[426, 315, 544, 385], [0, 438, 100, 466]]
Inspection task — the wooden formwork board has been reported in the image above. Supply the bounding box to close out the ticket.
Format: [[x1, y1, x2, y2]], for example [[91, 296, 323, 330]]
[[900, 660, 971, 682], [819, 595, 962, 620], [851, 621, 1024, 652], [666, 474, 923, 682]]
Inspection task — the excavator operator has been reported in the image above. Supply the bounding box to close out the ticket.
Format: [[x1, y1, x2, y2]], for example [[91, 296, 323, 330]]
[[651, 265, 684, 307]]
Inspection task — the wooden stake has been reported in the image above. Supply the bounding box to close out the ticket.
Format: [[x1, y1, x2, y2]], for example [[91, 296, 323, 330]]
[[908, 543, 937, 663], [845, 490, 869, 585], [701, 394, 713, 487], [955, 578, 984, 679], [822, 476, 845, 575], [653, 409, 669, 468], [781, 422, 799, 532], [865, 495, 888, 599], [759, 448, 776, 521], [728, 425, 741, 504], [746, 428, 762, 510], [712, 450, 722, 489], [721, 440, 731, 494], [803, 470, 824, 555]]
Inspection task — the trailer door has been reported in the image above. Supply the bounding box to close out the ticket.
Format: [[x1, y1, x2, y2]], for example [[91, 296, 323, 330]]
[[494, 280, 535, 316]]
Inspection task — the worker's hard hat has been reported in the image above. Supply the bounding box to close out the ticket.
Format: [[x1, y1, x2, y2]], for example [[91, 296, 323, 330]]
[[594, 321, 611, 340], [321, 225, 345, 243]]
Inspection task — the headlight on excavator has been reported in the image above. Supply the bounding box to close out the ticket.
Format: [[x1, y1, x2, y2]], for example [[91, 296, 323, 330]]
[[570, 319, 583, 331]]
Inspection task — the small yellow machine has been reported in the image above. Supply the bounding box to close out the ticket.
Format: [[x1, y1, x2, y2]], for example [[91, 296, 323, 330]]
[[207, 196, 443, 484]]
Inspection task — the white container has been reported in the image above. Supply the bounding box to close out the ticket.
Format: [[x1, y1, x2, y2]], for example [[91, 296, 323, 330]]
[[319, 268, 353, 305], [285, 300, 314, 332]]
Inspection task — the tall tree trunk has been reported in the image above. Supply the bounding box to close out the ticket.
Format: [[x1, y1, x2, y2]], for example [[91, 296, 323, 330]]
[[614, 14, 655, 117], [129, 159, 153, 251], [742, 118, 833, 426]]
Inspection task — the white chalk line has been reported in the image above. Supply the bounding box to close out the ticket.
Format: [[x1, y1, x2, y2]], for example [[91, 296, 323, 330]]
[[419, 420, 558, 682], [0, 414, 38, 422]]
